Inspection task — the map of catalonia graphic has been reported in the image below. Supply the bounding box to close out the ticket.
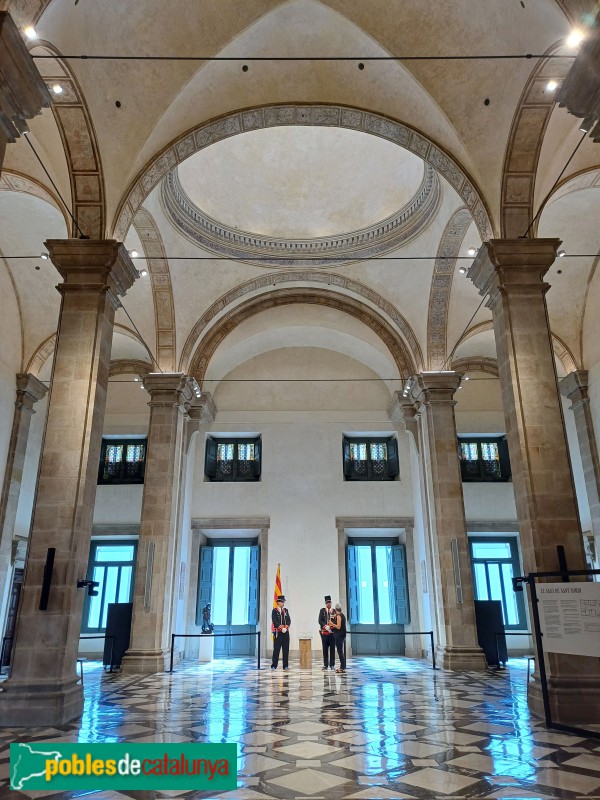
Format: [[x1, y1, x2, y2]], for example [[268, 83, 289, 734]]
[[11, 743, 62, 790]]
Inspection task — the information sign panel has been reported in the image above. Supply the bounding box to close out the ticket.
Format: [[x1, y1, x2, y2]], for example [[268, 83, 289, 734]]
[[538, 582, 600, 657]]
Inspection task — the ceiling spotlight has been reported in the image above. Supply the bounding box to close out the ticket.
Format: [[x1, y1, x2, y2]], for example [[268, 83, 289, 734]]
[[467, 247, 478, 257], [566, 28, 584, 48], [557, 250, 566, 257], [140, 384, 145, 389], [579, 116, 594, 133], [129, 249, 139, 258], [139, 268, 148, 277], [134, 377, 140, 382], [51, 83, 63, 95], [464, 375, 470, 381], [24, 26, 38, 40], [457, 385, 463, 390], [458, 266, 467, 274], [546, 80, 558, 92], [40, 252, 49, 260]]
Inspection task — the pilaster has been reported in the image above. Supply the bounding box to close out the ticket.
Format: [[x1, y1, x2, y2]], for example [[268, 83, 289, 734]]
[[0, 374, 47, 639], [411, 372, 486, 671], [0, 240, 137, 726], [560, 370, 600, 569], [470, 239, 599, 723], [121, 373, 196, 674], [0, 12, 51, 174]]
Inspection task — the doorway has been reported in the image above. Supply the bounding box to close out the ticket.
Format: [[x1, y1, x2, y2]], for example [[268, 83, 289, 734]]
[[347, 541, 408, 655], [197, 541, 259, 656]]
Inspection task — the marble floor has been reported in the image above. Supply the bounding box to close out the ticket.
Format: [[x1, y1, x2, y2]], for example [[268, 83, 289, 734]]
[[1, 657, 600, 800]]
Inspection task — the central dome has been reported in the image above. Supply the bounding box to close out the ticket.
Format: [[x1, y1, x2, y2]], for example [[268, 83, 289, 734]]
[[176, 126, 425, 239]]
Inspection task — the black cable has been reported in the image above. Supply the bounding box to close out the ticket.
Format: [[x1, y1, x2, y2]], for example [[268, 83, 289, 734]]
[[30, 53, 572, 62], [118, 298, 162, 373], [521, 132, 588, 238], [5, 253, 599, 261], [23, 133, 88, 239], [441, 295, 488, 372]]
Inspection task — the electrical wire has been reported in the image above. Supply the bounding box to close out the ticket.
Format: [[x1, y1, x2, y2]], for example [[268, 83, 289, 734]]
[[30, 53, 574, 62], [118, 298, 162, 373], [4, 254, 599, 261], [521, 132, 589, 238], [23, 133, 88, 239], [441, 294, 489, 372]]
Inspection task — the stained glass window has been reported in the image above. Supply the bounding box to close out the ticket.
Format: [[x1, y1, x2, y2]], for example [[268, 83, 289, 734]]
[[206, 438, 261, 482], [458, 437, 510, 482], [98, 439, 146, 484], [343, 437, 398, 481]]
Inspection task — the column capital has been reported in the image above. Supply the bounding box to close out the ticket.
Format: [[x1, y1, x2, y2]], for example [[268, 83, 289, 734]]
[[559, 370, 589, 408], [45, 239, 138, 298], [0, 12, 51, 145], [388, 391, 417, 423], [15, 372, 48, 412], [187, 392, 217, 425], [413, 371, 462, 405], [469, 238, 561, 299], [142, 373, 196, 408]]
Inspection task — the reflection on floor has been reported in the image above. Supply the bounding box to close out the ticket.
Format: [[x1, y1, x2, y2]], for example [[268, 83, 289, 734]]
[[1, 657, 600, 799]]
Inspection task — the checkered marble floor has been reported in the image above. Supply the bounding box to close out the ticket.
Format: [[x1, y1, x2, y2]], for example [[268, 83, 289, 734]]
[[1, 657, 599, 799]]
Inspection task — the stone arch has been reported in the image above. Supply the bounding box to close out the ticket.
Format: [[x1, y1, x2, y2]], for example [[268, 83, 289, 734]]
[[132, 208, 176, 371], [29, 42, 106, 239], [25, 323, 148, 377], [427, 207, 473, 369], [450, 356, 499, 377], [179, 270, 424, 374], [0, 170, 69, 226], [500, 42, 574, 238], [454, 320, 579, 374], [113, 103, 493, 242], [109, 359, 152, 378], [188, 288, 418, 385]]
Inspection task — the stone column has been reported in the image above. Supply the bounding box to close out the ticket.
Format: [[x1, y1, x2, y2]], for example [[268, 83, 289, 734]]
[[0, 12, 51, 175], [560, 370, 600, 567], [470, 239, 598, 723], [410, 373, 486, 671], [0, 240, 137, 726], [121, 373, 196, 675], [0, 374, 48, 637]]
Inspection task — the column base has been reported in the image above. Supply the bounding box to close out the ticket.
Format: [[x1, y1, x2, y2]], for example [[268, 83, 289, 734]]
[[441, 645, 488, 672], [0, 677, 82, 726], [528, 674, 600, 725], [120, 648, 170, 675]]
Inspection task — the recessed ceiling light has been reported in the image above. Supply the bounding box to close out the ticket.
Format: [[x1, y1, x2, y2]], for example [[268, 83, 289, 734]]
[[24, 26, 38, 40], [557, 250, 566, 257], [129, 249, 139, 258], [51, 83, 63, 95], [40, 252, 49, 260], [467, 247, 478, 257], [459, 266, 467, 274], [566, 29, 584, 48], [546, 80, 558, 92], [139, 268, 148, 277]]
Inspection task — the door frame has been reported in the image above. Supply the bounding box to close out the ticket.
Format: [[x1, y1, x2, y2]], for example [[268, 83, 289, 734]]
[[189, 517, 270, 660], [335, 517, 420, 657]]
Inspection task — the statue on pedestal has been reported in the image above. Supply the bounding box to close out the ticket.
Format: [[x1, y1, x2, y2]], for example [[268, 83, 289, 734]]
[[201, 603, 214, 634]]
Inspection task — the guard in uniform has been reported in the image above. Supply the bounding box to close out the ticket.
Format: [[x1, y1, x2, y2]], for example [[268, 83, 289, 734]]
[[318, 595, 336, 670], [271, 595, 291, 670]]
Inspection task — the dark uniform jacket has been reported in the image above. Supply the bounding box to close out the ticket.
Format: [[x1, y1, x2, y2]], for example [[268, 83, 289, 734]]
[[271, 607, 291, 635]]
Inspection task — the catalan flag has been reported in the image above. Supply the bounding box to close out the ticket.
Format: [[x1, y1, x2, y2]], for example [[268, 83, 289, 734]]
[[271, 564, 282, 639]]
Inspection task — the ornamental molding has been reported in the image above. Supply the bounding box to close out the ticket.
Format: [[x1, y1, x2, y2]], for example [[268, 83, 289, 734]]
[[427, 207, 472, 369], [179, 271, 424, 374], [113, 104, 493, 242], [188, 288, 418, 384], [161, 163, 441, 268]]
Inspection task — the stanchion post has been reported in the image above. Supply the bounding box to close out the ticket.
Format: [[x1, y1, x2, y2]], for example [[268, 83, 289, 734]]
[[257, 631, 261, 670], [169, 634, 175, 673], [429, 631, 436, 670], [109, 635, 115, 673], [527, 576, 553, 727]]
